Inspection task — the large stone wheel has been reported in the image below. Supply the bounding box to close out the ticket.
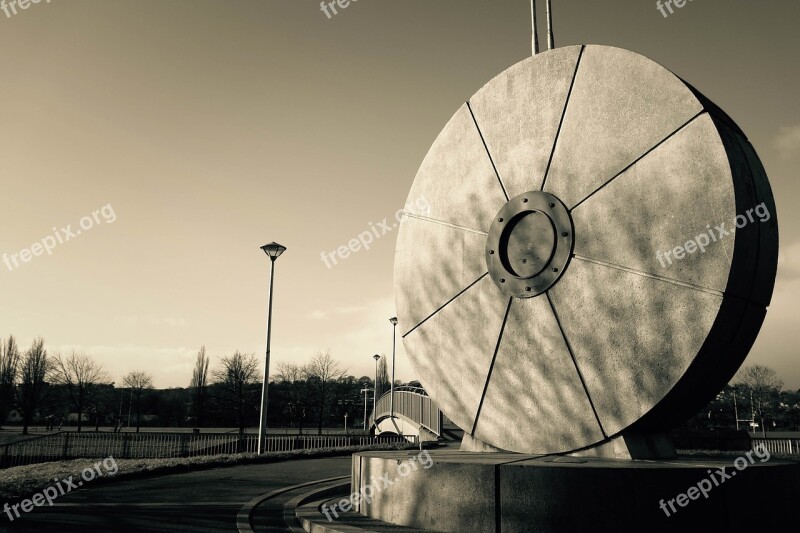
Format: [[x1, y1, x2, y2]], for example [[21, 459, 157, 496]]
[[394, 45, 778, 454]]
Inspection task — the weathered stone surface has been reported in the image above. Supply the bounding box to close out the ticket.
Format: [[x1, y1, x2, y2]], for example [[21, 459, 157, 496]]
[[394, 216, 488, 336], [472, 295, 604, 453], [544, 45, 704, 209], [570, 114, 741, 295], [404, 103, 506, 232], [402, 276, 508, 434], [736, 134, 779, 306], [469, 46, 582, 197], [548, 257, 722, 437], [353, 451, 800, 533], [354, 450, 520, 532]]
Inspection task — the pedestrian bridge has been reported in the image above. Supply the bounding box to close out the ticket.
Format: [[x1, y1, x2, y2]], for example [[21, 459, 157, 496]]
[[368, 386, 443, 441]]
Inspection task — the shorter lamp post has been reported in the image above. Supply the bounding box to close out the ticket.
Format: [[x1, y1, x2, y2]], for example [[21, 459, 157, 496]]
[[389, 317, 398, 419], [373, 354, 381, 423], [361, 387, 370, 430]]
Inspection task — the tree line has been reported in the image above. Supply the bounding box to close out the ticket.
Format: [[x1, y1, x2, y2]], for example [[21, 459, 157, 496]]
[[682, 365, 800, 435], [1, 336, 406, 436], [0, 335, 155, 434], [187, 348, 400, 435]]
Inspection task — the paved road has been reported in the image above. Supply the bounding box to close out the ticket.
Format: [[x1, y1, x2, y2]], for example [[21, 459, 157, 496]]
[[1, 456, 353, 533]]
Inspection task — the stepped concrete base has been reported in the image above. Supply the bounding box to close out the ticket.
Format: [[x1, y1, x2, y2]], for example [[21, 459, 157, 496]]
[[459, 432, 509, 452], [351, 450, 800, 532]]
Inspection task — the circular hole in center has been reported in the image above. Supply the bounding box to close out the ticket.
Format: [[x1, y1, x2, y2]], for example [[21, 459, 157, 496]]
[[499, 211, 557, 279]]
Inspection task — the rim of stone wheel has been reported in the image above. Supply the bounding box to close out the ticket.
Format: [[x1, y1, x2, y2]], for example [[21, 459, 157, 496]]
[[394, 44, 778, 454]]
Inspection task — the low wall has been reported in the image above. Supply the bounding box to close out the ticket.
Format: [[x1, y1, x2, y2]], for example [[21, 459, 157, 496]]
[[352, 450, 800, 532]]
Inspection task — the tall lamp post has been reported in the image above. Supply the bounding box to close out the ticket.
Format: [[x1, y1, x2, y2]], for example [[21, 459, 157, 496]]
[[372, 354, 381, 423], [389, 317, 398, 420], [258, 241, 286, 455]]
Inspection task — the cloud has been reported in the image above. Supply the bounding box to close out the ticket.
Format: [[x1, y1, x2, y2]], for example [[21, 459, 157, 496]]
[[777, 241, 800, 282], [774, 124, 800, 157], [334, 305, 365, 315], [307, 305, 365, 321], [276, 297, 415, 382], [115, 315, 189, 328]]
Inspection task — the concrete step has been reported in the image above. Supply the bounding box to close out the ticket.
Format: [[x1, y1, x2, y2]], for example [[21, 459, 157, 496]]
[[295, 494, 434, 533]]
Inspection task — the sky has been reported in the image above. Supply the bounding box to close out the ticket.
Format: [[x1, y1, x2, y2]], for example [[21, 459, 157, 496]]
[[0, 0, 798, 389]]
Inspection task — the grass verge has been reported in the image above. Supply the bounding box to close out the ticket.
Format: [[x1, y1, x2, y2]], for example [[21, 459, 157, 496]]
[[0, 442, 423, 501]]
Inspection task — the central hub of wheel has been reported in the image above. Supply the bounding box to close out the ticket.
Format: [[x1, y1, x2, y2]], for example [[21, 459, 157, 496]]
[[486, 191, 574, 298]]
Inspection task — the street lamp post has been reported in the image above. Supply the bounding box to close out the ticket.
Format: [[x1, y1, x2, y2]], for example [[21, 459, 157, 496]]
[[389, 317, 398, 420], [360, 387, 370, 430], [257, 242, 287, 455], [373, 354, 381, 424]]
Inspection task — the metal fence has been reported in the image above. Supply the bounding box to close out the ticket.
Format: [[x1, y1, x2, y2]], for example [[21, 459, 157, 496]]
[[369, 387, 442, 436], [752, 438, 800, 455], [0, 432, 415, 469]]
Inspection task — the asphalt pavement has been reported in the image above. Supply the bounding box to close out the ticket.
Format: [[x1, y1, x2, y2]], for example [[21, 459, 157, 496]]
[[1, 456, 353, 533]]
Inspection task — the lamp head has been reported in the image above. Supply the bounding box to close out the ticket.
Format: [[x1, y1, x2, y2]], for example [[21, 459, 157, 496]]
[[261, 242, 287, 261], [389, 317, 398, 326]]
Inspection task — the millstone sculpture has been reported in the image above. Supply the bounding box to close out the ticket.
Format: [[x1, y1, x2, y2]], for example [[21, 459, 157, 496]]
[[394, 45, 778, 455]]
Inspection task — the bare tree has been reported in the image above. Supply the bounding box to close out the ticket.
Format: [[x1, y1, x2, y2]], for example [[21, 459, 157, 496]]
[[737, 365, 783, 437], [376, 356, 390, 399], [18, 338, 50, 435], [50, 351, 109, 432], [123, 371, 154, 433], [189, 346, 210, 427], [212, 351, 259, 435], [305, 351, 346, 435], [88, 384, 116, 432], [276, 362, 307, 434], [0, 336, 20, 429]]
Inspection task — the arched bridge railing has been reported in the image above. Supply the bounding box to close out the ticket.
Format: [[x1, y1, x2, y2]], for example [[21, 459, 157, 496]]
[[368, 386, 442, 437]]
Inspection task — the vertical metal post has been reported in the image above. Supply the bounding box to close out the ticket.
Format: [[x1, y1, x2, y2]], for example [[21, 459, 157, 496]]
[[361, 387, 369, 430], [62, 433, 70, 460], [546, 0, 554, 50], [373, 356, 380, 416], [257, 259, 276, 454], [531, 0, 539, 55], [390, 323, 396, 420]]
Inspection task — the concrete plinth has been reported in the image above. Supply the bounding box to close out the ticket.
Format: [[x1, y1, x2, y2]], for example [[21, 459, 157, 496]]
[[352, 450, 800, 532]]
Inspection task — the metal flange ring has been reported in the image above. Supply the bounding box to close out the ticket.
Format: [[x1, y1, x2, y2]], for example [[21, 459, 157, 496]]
[[485, 191, 573, 298]]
